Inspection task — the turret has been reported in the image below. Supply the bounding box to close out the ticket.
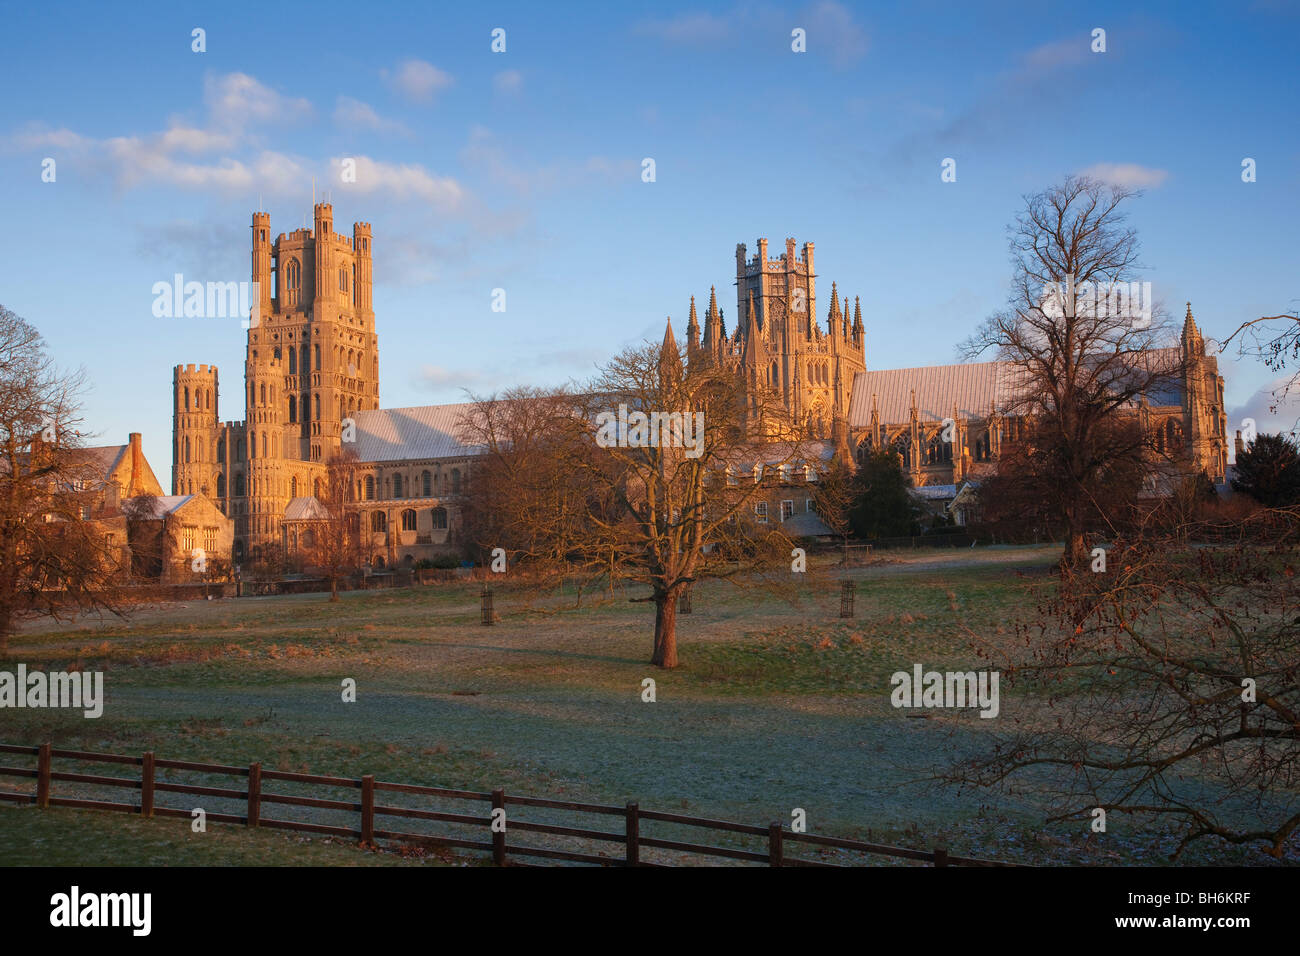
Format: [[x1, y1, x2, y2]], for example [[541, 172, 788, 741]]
[[251, 212, 272, 319], [685, 296, 700, 354], [172, 363, 220, 497]]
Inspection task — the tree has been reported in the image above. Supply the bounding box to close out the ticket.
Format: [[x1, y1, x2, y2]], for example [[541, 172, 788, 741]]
[[1221, 305, 1300, 419], [461, 325, 812, 668], [811, 455, 858, 562], [1231, 433, 1300, 507], [946, 508, 1300, 859], [962, 175, 1182, 568], [0, 305, 125, 648], [306, 450, 361, 601], [848, 448, 919, 539]]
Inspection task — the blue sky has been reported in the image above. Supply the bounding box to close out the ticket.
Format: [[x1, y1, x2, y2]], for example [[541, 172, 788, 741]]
[[1, 0, 1297, 487]]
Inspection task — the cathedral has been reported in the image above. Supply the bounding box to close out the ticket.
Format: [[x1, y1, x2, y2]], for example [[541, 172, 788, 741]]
[[172, 206, 1230, 567]]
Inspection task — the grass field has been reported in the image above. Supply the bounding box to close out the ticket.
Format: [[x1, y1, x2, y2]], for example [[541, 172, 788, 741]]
[[0, 545, 1291, 866]]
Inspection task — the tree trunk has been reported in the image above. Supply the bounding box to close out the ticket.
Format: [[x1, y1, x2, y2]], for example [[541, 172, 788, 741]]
[[329, 575, 339, 602], [651, 587, 678, 668]]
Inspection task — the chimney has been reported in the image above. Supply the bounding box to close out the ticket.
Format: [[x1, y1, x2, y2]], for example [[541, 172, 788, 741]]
[[129, 432, 143, 495]]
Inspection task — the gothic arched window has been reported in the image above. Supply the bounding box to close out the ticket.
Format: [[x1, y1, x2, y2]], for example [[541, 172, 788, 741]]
[[422, 471, 432, 497], [365, 475, 375, 500], [401, 508, 417, 531], [431, 507, 448, 531], [371, 511, 386, 532]]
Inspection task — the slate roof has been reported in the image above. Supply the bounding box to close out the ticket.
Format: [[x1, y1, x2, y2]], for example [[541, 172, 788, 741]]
[[849, 351, 1186, 426], [122, 495, 193, 519], [350, 403, 484, 462], [849, 362, 1013, 426], [284, 496, 332, 521]]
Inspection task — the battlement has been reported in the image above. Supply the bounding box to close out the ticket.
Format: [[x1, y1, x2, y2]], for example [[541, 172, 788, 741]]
[[174, 363, 217, 376]]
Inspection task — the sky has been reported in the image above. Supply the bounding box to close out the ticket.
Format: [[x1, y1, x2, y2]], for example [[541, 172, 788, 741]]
[[1, 0, 1297, 489]]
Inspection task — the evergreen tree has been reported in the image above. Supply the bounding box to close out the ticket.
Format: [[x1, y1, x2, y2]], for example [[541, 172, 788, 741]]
[[1231, 433, 1300, 506], [849, 449, 920, 538]]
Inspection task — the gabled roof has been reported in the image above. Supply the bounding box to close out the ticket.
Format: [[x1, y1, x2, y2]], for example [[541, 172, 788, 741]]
[[849, 350, 1187, 426], [284, 496, 332, 521], [123, 495, 194, 519], [849, 362, 1013, 426], [350, 403, 484, 462]]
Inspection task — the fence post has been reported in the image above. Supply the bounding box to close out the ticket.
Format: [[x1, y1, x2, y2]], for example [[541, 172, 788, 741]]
[[625, 802, 640, 866], [934, 847, 949, 867], [36, 743, 51, 809], [768, 822, 783, 866], [481, 587, 494, 626], [141, 752, 155, 817], [491, 788, 507, 865], [360, 774, 375, 845], [247, 762, 261, 827], [840, 580, 856, 618]]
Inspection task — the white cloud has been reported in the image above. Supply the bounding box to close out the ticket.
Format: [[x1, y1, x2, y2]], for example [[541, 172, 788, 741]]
[[635, 11, 732, 44], [460, 126, 637, 195], [493, 70, 523, 95], [382, 59, 454, 103], [3, 125, 92, 151], [1079, 162, 1170, 189], [333, 96, 408, 135], [334, 155, 465, 210], [203, 72, 311, 130], [636, 3, 867, 68], [805, 1, 869, 68]]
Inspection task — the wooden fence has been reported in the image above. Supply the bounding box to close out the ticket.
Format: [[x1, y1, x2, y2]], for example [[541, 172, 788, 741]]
[[0, 742, 1010, 867]]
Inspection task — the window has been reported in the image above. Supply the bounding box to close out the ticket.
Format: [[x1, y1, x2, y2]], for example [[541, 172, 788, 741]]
[[422, 470, 432, 497], [235, 473, 245, 496], [288, 395, 297, 423], [314, 394, 321, 420], [365, 475, 375, 500], [755, 502, 768, 523], [392, 474, 403, 498], [401, 509, 417, 531], [183, 387, 190, 411], [184, 436, 190, 463], [430, 507, 448, 530], [806, 498, 814, 513], [288, 348, 296, 374], [450, 469, 461, 494], [371, 511, 387, 532], [182, 527, 195, 552], [217, 473, 225, 497], [291, 476, 298, 498], [781, 500, 795, 521], [315, 344, 321, 370]]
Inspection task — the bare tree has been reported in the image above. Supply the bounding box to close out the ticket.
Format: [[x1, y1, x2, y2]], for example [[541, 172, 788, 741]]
[[1221, 304, 1300, 420], [461, 329, 813, 668], [811, 455, 857, 564], [962, 176, 1183, 568], [947, 508, 1300, 859], [306, 449, 361, 601], [0, 305, 126, 648]]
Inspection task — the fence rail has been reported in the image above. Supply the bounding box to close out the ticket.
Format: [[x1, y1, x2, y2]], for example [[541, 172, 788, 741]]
[[0, 742, 1010, 867]]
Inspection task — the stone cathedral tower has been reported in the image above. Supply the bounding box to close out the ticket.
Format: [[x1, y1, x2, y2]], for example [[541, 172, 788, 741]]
[[681, 237, 866, 446], [172, 203, 379, 563]]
